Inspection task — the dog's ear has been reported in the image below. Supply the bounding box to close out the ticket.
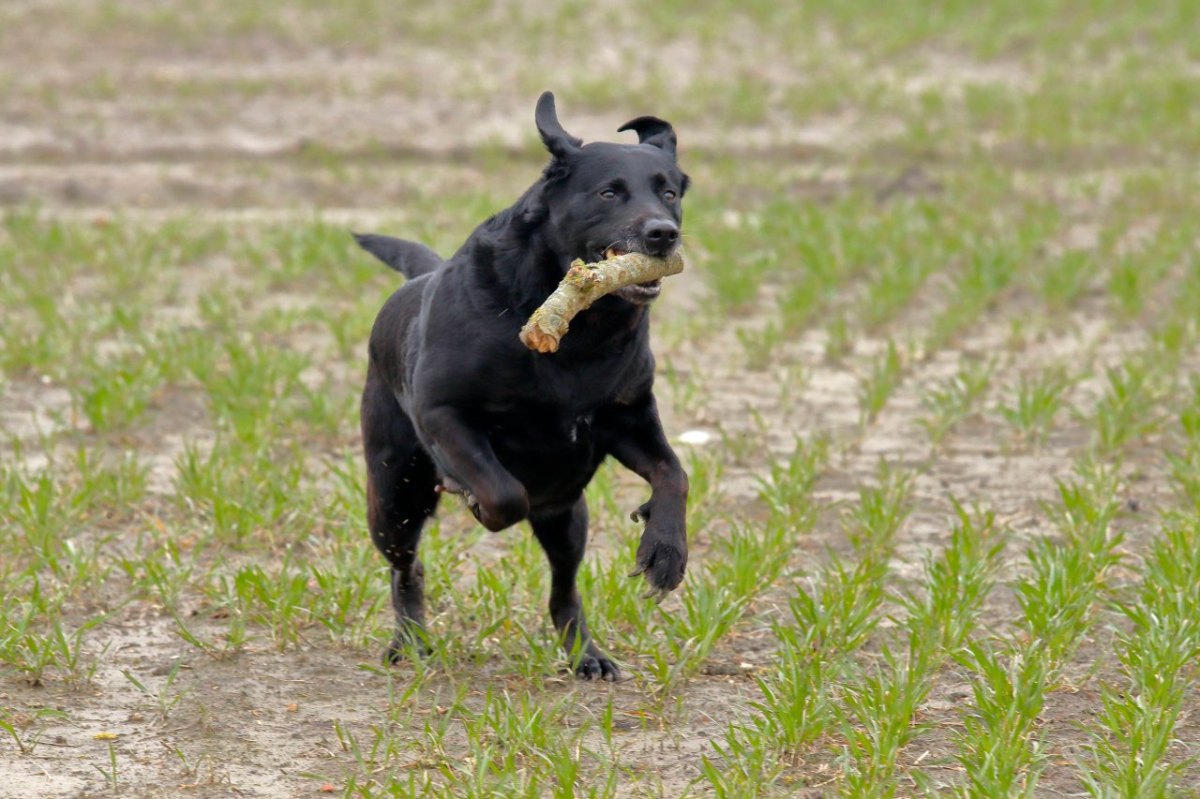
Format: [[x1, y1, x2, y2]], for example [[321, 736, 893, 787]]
[[535, 92, 582, 161], [617, 116, 678, 157]]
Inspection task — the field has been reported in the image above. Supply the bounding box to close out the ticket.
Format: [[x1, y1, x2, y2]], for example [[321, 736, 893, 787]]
[[3, 1, 1200, 796]]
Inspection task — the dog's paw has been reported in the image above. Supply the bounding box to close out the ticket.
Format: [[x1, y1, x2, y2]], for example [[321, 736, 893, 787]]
[[630, 533, 687, 599], [575, 654, 620, 681]]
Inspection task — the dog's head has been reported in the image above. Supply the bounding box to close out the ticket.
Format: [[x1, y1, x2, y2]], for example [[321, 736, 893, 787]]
[[532, 92, 689, 305]]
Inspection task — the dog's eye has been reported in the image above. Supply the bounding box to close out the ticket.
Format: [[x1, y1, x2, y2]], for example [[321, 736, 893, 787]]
[[662, 190, 677, 202], [599, 188, 617, 200]]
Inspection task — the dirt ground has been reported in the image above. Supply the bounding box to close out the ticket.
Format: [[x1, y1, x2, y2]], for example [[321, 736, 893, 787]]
[[3, 2, 1199, 798]]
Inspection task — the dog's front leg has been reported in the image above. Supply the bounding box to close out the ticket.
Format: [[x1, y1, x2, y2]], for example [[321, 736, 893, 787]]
[[420, 406, 529, 531], [608, 394, 689, 600]]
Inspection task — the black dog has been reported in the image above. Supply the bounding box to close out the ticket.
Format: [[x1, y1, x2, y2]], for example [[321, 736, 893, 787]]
[[355, 92, 689, 680]]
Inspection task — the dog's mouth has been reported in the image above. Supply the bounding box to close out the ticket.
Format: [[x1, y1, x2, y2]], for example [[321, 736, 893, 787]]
[[600, 245, 663, 304]]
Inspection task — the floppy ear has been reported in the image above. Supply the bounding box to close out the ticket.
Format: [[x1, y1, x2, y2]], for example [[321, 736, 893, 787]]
[[535, 91, 582, 161], [617, 116, 677, 156]]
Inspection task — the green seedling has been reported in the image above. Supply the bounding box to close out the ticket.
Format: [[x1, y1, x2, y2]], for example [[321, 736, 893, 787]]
[[857, 339, 904, 425], [0, 449, 142, 579], [1181, 380, 1200, 445], [752, 548, 891, 752], [658, 356, 705, 419], [120, 663, 190, 722], [70, 447, 149, 514], [843, 462, 914, 556], [685, 449, 726, 534], [167, 745, 224, 785], [774, 365, 807, 418], [861, 257, 933, 330], [93, 740, 120, 795], [1149, 316, 1195, 369], [736, 321, 785, 371], [119, 543, 194, 617], [75, 348, 165, 433], [711, 519, 795, 602], [824, 312, 853, 362], [578, 523, 656, 653], [1167, 447, 1200, 510], [1015, 472, 1123, 670], [0, 579, 108, 687], [998, 366, 1075, 447], [949, 642, 1049, 799], [859, 202, 943, 307], [917, 359, 993, 448], [751, 620, 838, 755], [755, 435, 829, 524], [704, 244, 769, 313], [174, 437, 312, 546], [239, 219, 364, 291], [1039, 248, 1099, 311], [1015, 536, 1117, 670], [1081, 690, 1189, 799], [0, 707, 68, 755], [927, 246, 1018, 352], [777, 279, 824, 334], [834, 645, 934, 799], [1081, 518, 1200, 798], [196, 338, 311, 443], [415, 688, 602, 797], [715, 417, 770, 466], [698, 725, 781, 799], [211, 560, 314, 651], [648, 574, 755, 696], [897, 500, 1005, 657], [1107, 253, 1163, 318], [1042, 465, 1120, 546], [3, 468, 76, 574], [1091, 363, 1163, 455], [327, 719, 408, 789], [307, 554, 389, 649]]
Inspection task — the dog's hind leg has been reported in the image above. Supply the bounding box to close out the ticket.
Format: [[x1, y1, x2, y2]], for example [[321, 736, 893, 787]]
[[362, 369, 440, 663], [530, 497, 619, 681]]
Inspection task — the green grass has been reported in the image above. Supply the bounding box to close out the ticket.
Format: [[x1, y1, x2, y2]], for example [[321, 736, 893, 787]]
[[917, 360, 993, 449], [1, 194, 1197, 793], [949, 642, 1049, 798], [898, 500, 1005, 657], [1037, 249, 1100, 312], [857, 340, 905, 426], [998, 366, 1077, 449], [4, 1, 1200, 795]]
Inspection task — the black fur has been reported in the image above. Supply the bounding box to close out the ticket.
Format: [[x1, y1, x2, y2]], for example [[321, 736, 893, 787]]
[[359, 92, 690, 680]]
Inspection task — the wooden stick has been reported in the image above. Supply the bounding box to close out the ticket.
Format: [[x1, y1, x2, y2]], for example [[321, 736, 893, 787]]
[[519, 250, 685, 353]]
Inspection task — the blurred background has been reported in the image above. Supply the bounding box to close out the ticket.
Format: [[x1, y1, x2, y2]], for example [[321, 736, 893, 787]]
[[4, 0, 1196, 215]]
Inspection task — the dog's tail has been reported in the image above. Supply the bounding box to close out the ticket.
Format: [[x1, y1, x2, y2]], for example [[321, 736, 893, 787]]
[[353, 233, 443, 279]]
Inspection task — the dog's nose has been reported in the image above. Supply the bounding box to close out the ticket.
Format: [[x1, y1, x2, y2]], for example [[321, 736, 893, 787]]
[[641, 219, 679, 255]]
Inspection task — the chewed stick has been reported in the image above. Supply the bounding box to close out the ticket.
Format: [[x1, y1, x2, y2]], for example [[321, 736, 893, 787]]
[[519, 250, 686, 353]]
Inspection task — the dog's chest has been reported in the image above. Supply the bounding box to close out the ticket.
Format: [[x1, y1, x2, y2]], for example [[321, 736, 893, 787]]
[[532, 352, 632, 405], [488, 404, 596, 450], [567, 413, 591, 443], [469, 343, 644, 493]]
